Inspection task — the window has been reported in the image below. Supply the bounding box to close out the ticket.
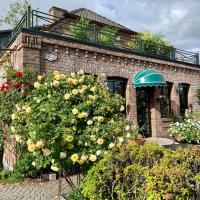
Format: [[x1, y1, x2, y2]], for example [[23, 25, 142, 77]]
[[160, 82, 173, 117], [179, 83, 190, 115], [105, 77, 127, 97]]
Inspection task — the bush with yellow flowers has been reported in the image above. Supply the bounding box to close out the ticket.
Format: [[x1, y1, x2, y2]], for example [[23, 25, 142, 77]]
[[11, 70, 138, 172]]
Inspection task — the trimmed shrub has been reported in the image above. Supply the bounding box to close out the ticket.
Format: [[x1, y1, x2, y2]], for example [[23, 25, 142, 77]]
[[82, 144, 199, 200]]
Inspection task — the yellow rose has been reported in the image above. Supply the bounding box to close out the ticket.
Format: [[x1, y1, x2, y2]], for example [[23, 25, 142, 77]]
[[53, 70, 59, 76], [79, 89, 85, 94], [96, 150, 102, 156], [25, 107, 32, 113], [120, 105, 125, 112], [81, 155, 88, 161], [27, 139, 32, 145], [53, 80, 59, 87], [72, 89, 79, 95], [78, 79, 84, 84], [97, 138, 104, 145], [78, 140, 82, 145], [68, 144, 74, 150], [82, 112, 88, 118], [109, 143, 115, 149], [36, 140, 45, 149], [89, 155, 97, 162], [72, 126, 77, 131], [98, 116, 104, 123], [66, 135, 74, 143], [125, 125, 130, 131], [87, 120, 93, 126], [15, 134, 22, 143], [11, 113, 16, 120], [78, 160, 84, 165], [60, 74, 66, 79], [55, 74, 61, 80], [28, 143, 36, 152], [60, 152, 67, 159], [37, 75, 43, 81], [11, 126, 16, 133], [71, 72, 76, 78], [42, 148, 52, 156], [34, 82, 40, 89], [90, 135, 96, 141], [82, 85, 88, 90], [32, 161, 36, 167], [77, 69, 84, 75], [70, 153, 79, 162], [64, 93, 71, 100], [78, 113, 84, 118], [90, 86, 96, 92], [51, 165, 59, 172], [118, 137, 124, 143], [72, 108, 79, 115]]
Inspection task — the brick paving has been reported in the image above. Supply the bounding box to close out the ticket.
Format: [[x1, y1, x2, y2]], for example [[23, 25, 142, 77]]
[[0, 178, 73, 200]]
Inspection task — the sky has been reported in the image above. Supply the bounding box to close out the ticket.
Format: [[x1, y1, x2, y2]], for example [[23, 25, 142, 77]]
[[0, 0, 200, 52]]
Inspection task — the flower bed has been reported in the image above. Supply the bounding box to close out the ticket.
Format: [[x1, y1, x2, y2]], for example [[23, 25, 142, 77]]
[[169, 117, 200, 144]]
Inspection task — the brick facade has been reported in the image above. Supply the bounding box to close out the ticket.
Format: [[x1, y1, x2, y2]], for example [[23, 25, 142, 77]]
[[8, 31, 200, 138]]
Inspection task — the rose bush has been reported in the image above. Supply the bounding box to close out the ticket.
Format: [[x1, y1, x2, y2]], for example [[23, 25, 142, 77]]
[[11, 70, 138, 172], [0, 66, 36, 149]]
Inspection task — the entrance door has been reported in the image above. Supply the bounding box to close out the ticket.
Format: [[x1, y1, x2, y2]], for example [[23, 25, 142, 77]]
[[136, 88, 152, 137]]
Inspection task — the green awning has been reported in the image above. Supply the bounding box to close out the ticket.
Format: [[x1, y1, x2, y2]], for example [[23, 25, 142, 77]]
[[133, 70, 166, 88]]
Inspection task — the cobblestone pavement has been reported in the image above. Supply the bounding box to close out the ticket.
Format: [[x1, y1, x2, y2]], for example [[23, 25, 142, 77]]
[[0, 178, 73, 200]]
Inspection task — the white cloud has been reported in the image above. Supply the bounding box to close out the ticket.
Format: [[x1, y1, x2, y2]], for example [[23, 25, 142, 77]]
[[1, 0, 200, 51]]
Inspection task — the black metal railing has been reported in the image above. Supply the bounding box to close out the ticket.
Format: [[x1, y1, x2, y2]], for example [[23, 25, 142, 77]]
[[0, 6, 199, 66]]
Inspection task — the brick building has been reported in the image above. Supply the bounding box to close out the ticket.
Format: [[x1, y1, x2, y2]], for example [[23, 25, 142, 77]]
[[1, 6, 200, 138]]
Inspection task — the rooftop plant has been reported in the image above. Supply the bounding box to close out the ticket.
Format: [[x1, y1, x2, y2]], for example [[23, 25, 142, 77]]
[[127, 31, 173, 57], [67, 17, 92, 40]]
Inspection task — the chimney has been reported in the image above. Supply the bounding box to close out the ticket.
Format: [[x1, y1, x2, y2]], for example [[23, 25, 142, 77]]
[[48, 7, 67, 22]]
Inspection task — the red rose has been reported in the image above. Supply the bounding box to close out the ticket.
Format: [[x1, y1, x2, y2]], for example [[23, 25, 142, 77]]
[[16, 71, 23, 78], [5, 85, 10, 90], [8, 81, 13, 86], [15, 82, 22, 88]]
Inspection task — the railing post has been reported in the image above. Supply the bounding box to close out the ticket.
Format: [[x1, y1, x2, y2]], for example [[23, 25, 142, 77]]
[[27, 6, 31, 28], [171, 47, 176, 60], [196, 53, 199, 65], [92, 24, 97, 42]]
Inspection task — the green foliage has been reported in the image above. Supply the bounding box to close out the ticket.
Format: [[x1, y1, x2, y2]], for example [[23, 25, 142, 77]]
[[0, 169, 23, 184], [0, 0, 30, 27], [11, 70, 138, 173], [14, 152, 39, 177], [67, 17, 92, 40], [169, 115, 200, 144], [98, 26, 118, 45], [127, 31, 173, 57], [82, 144, 199, 200], [67, 188, 86, 200]]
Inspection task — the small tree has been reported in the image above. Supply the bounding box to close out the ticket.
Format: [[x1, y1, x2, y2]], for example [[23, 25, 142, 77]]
[[67, 17, 92, 40], [98, 26, 118, 45], [0, 0, 30, 27], [127, 31, 173, 57]]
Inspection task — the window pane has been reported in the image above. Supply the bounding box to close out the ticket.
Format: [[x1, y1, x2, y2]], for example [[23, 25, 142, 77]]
[[160, 83, 172, 117]]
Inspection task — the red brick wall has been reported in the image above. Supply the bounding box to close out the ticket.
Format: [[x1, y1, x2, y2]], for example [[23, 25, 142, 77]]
[[10, 32, 200, 138]]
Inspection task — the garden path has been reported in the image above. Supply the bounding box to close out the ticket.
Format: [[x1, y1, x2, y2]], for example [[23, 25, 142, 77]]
[[0, 178, 72, 200]]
